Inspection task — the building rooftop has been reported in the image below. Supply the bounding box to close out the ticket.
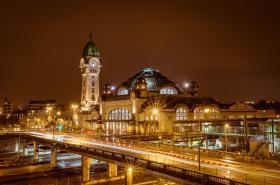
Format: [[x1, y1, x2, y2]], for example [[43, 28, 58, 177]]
[[119, 67, 182, 92], [140, 95, 219, 112], [82, 34, 100, 58]]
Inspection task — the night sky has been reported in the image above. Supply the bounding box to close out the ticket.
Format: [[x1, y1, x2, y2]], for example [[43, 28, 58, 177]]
[[0, 0, 279, 106]]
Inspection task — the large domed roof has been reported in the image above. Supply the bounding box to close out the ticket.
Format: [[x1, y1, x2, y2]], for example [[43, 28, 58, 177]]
[[120, 67, 182, 93], [82, 34, 100, 57]]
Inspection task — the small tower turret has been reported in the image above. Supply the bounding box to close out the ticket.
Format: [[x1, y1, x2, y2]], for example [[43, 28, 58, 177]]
[[135, 77, 147, 90], [103, 83, 112, 96]]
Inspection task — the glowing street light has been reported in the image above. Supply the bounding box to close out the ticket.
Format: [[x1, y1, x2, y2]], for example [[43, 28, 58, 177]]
[[110, 86, 116, 91], [71, 104, 78, 109], [184, 82, 190, 88], [197, 107, 210, 171], [71, 104, 79, 127], [225, 123, 229, 155], [46, 107, 52, 111], [128, 167, 133, 172], [46, 106, 53, 122], [127, 166, 133, 185], [152, 108, 159, 115]]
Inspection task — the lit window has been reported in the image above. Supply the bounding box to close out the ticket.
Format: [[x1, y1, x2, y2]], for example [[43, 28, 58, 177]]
[[194, 107, 204, 120], [117, 87, 129, 95], [209, 107, 219, 119], [194, 106, 219, 120], [145, 78, 156, 90], [108, 108, 132, 120], [176, 107, 187, 120], [160, 86, 178, 95]]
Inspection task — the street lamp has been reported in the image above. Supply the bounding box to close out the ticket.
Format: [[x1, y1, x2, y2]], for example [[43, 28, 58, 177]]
[[184, 82, 190, 88], [56, 111, 62, 133], [71, 104, 79, 128], [56, 111, 61, 116], [46, 106, 55, 140], [152, 108, 159, 134], [225, 123, 229, 155], [152, 108, 159, 116], [46, 106, 53, 122], [127, 167, 133, 185], [110, 85, 116, 91], [198, 107, 210, 171]]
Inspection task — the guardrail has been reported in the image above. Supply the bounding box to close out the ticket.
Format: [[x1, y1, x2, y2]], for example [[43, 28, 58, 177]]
[[0, 132, 248, 185], [148, 162, 246, 185]]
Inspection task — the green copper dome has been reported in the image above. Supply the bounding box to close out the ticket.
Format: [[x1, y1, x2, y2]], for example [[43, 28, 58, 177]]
[[82, 34, 100, 57], [120, 67, 183, 93]]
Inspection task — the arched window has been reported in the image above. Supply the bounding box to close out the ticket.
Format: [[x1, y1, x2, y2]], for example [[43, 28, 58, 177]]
[[117, 87, 129, 96], [176, 107, 187, 120], [194, 106, 204, 120], [108, 108, 132, 120], [209, 106, 219, 119], [193, 106, 220, 120], [145, 77, 156, 90], [160, 86, 178, 95]]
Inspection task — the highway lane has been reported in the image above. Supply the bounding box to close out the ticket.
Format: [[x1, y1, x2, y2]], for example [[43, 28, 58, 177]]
[[80, 139, 280, 185], [19, 132, 280, 185], [58, 133, 280, 184]]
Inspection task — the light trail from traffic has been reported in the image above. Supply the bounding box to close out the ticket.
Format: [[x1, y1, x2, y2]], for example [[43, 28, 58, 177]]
[[22, 131, 280, 185]]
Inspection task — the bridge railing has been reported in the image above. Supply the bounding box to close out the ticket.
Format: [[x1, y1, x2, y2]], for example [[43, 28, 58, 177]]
[[0, 132, 249, 185], [148, 161, 248, 185]]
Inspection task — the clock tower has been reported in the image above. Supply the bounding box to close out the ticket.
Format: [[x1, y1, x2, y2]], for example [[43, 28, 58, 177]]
[[80, 33, 102, 112]]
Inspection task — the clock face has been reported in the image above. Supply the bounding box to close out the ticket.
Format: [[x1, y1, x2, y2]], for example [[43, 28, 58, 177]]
[[90, 61, 96, 67]]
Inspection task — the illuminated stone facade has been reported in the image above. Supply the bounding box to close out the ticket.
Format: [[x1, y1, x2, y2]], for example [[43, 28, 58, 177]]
[[0, 97, 13, 117], [80, 34, 101, 112], [78, 36, 280, 155]]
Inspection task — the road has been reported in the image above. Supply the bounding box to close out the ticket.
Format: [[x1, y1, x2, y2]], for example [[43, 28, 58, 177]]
[[9, 131, 280, 185]]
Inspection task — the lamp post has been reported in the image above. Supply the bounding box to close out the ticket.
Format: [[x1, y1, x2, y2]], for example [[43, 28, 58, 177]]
[[71, 104, 79, 130], [198, 107, 210, 171], [56, 111, 62, 133], [127, 167, 133, 185], [46, 106, 53, 122], [46, 106, 55, 140], [198, 117, 201, 171], [152, 108, 159, 134], [225, 123, 229, 155]]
